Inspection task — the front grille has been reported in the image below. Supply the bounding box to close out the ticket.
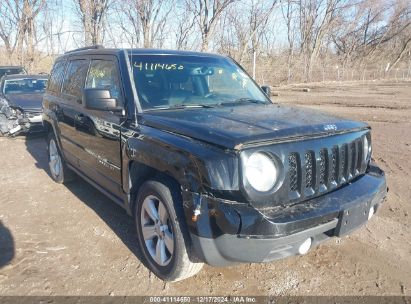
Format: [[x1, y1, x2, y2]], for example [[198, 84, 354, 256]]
[[331, 146, 338, 183], [288, 153, 299, 191], [341, 144, 348, 180], [350, 142, 356, 176], [319, 149, 328, 185], [357, 140, 363, 175], [288, 138, 365, 198], [305, 151, 315, 189]]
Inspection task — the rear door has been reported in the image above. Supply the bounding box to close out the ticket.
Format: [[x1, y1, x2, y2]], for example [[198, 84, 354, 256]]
[[74, 56, 124, 198], [43, 59, 77, 166]]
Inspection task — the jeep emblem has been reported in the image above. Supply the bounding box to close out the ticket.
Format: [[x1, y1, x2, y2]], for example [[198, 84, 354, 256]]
[[324, 124, 337, 131]]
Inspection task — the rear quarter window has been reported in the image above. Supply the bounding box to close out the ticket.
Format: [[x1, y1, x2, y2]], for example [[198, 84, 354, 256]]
[[48, 61, 67, 93]]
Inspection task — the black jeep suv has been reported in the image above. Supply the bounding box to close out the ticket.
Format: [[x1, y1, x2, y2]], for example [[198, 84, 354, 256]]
[[43, 46, 387, 281]]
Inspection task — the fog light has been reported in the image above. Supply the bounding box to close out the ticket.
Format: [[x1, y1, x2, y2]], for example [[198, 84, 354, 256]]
[[298, 237, 312, 255], [368, 206, 375, 220]]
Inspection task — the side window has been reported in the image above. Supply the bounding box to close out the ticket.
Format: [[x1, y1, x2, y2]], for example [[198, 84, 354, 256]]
[[85, 60, 121, 100], [48, 61, 67, 93], [62, 59, 89, 98]]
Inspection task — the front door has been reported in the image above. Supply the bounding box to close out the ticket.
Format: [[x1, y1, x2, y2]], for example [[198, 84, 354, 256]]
[[74, 56, 124, 199]]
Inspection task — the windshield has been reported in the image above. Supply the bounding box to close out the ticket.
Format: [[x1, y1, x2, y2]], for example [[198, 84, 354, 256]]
[[128, 54, 270, 111], [4, 78, 48, 94]]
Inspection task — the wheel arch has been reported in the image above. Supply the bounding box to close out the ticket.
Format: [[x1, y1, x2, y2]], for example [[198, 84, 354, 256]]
[[42, 111, 64, 155], [121, 128, 240, 216], [127, 160, 184, 217]]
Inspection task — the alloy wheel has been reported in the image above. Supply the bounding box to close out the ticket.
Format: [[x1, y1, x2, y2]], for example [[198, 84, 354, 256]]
[[49, 138, 62, 179], [140, 195, 174, 266]]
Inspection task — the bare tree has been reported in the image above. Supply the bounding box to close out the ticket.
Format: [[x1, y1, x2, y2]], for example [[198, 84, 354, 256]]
[[380, 0, 411, 72], [227, 0, 277, 63], [186, 0, 237, 51], [108, 2, 141, 48], [119, 0, 173, 48], [330, 0, 410, 79], [74, 0, 110, 46], [281, 0, 298, 82], [38, 0, 68, 55], [0, 1, 18, 62], [296, 0, 346, 81], [174, 4, 197, 50], [0, 0, 45, 67], [1, 0, 410, 84]]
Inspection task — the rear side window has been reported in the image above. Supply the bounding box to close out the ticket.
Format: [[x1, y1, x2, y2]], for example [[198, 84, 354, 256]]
[[48, 61, 67, 93], [62, 59, 89, 98]]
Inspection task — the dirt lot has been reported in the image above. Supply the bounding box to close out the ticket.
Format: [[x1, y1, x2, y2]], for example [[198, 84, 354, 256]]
[[0, 80, 410, 296]]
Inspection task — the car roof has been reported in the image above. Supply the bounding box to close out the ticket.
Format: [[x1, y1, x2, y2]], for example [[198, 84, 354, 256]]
[[2, 74, 48, 80], [127, 49, 225, 58], [58, 47, 226, 60]]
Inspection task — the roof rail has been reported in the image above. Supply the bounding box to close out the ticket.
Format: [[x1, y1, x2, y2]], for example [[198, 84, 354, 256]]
[[65, 45, 104, 54]]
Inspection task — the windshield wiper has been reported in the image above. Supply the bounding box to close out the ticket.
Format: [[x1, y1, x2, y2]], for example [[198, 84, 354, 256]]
[[218, 98, 268, 106], [170, 103, 215, 109], [145, 103, 215, 111]]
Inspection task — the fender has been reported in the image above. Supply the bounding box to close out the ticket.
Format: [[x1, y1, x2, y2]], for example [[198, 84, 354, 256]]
[[121, 124, 240, 205]]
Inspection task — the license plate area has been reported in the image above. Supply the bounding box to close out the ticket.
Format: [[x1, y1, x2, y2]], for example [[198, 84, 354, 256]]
[[335, 200, 372, 236]]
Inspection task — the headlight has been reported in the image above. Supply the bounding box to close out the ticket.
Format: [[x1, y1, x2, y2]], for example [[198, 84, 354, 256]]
[[363, 136, 371, 161], [245, 152, 278, 192]]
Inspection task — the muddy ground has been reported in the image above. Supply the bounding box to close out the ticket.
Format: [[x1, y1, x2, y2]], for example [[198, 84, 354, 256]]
[[0, 80, 410, 296]]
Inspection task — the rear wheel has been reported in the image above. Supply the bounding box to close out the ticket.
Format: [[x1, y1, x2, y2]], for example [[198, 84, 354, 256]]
[[47, 132, 75, 183], [135, 179, 203, 281]]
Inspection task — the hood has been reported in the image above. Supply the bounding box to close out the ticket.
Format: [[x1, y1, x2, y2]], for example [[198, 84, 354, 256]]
[[140, 104, 369, 149], [4, 93, 43, 112]]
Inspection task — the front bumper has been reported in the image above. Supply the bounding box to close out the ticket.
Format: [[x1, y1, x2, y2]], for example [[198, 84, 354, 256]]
[[185, 163, 387, 266], [26, 114, 44, 133], [0, 111, 43, 136]]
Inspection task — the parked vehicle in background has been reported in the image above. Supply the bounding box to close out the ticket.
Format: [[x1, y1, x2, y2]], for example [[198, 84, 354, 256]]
[[0, 66, 27, 79], [42, 46, 387, 282], [0, 75, 48, 136]]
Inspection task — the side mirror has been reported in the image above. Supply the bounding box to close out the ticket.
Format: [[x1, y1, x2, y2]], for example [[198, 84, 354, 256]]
[[83, 88, 122, 112], [261, 85, 271, 97]]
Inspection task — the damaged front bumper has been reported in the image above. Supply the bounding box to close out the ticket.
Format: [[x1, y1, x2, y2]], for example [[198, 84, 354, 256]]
[[0, 99, 43, 136], [184, 163, 387, 266]]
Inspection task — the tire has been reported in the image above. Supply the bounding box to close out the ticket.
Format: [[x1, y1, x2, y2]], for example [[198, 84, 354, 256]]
[[135, 179, 203, 281], [46, 131, 75, 184]]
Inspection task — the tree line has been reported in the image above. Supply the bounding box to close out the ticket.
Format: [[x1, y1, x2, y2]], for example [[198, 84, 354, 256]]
[[0, 0, 410, 84]]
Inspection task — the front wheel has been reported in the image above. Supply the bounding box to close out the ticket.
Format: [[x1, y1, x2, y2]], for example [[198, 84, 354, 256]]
[[135, 179, 203, 281]]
